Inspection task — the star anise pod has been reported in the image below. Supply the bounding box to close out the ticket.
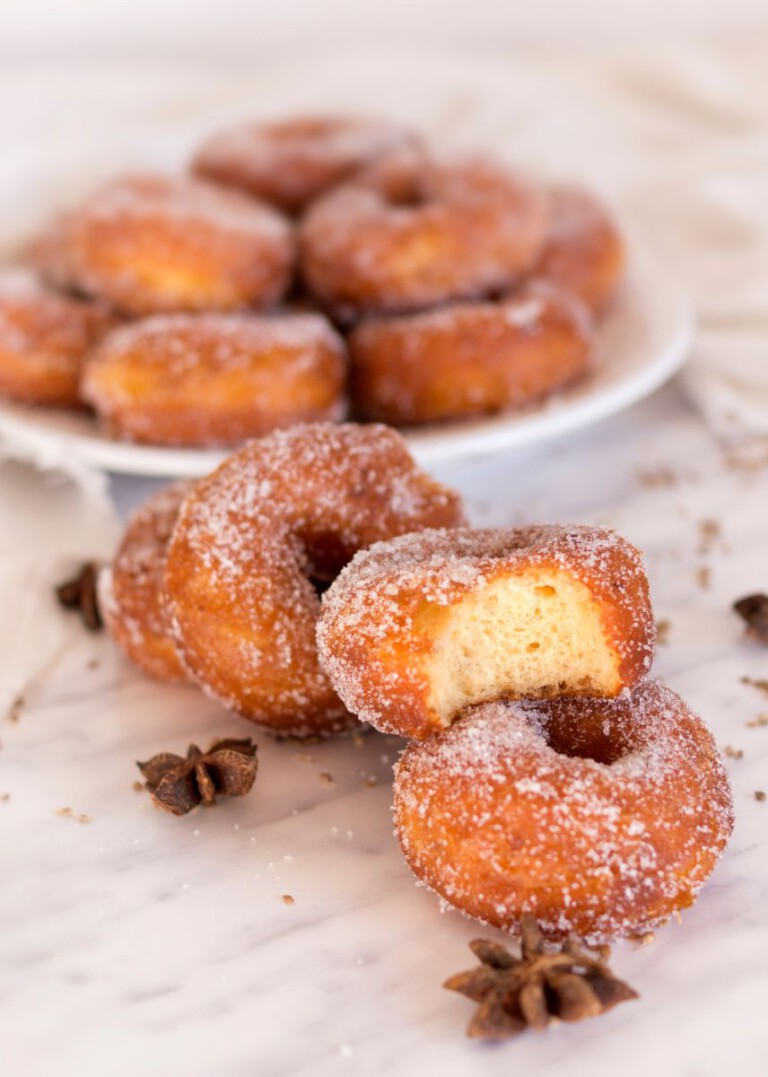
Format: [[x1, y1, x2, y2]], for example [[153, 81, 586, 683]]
[[444, 915, 638, 1039], [734, 593, 768, 644], [55, 561, 102, 631], [137, 738, 258, 816]]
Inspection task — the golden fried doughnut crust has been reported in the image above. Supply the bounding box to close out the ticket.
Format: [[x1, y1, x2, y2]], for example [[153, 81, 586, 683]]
[[81, 312, 347, 447], [163, 423, 466, 737], [318, 525, 655, 739], [394, 683, 734, 942], [100, 481, 192, 681], [192, 115, 420, 214], [537, 185, 625, 314], [299, 151, 549, 319], [36, 174, 294, 316], [0, 269, 114, 408], [347, 280, 592, 425]]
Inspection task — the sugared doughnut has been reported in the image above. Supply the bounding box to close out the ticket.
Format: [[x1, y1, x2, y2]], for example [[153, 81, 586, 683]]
[[81, 312, 347, 447], [318, 526, 654, 740], [163, 423, 466, 737], [36, 175, 294, 316], [0, 268, 114, 408], [99, 481, 192, 682], [192, 115, 419, 214], [346, 281, 591, 425], [299, 151, 549, 320], [393, 683, 734, 941], [536, 186, 625, 314]]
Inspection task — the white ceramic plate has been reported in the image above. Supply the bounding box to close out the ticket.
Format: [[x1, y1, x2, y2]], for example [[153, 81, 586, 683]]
[[0, 54, 692, 476], [0, 237, 691, 476]]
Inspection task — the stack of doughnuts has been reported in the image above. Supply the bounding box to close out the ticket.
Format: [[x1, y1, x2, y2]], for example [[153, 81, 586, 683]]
[[317, 524, 734, 942], [1, 114, 625, 445], [101, 419, 733, 943], [100, 421, 466, 738]]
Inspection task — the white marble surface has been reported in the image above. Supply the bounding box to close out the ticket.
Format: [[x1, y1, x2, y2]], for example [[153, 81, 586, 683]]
[[1, 382, 767, 1076], [2, 38, 768, 1077]]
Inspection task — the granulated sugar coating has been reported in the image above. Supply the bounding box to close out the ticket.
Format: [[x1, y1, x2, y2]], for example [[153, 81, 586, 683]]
[[0, 267, 115, 409], [537, 184, 626, 314], [346, 278, 592, 425], [193, 115, 420, 214], [299, 150, 549, 319], [163, 422, 465, 738], [393, 682, 734, 942], [100, 480, 193, 682], [82, 311, 347, 447], [36, 174, 295, 316], [318, 525, 656, 739]]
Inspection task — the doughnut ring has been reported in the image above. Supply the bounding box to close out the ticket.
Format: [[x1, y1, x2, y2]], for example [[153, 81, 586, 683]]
[[192, 114, 419, 214], [100, 481, 192, 682], [0, 268, 114, 408], [37, 174, 294, 316], [318, 525, 654, 739], [81, 312, 347, 447], [346, 281, 592, 425], [163, 423, 466, 737], [299, 150, 549, 320], [393, 683, 734, 941], [537, 185, 625, 314]]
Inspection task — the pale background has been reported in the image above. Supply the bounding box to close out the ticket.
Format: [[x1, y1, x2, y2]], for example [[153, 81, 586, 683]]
[[2, 0, 768, 64]]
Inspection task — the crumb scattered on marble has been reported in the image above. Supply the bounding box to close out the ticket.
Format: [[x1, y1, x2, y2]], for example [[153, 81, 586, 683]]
[[746, 714, 768, 728], [639, 931, 655, 946], [0, 793, 10, 803], [636, 465, 678, 488], [132, 781, 145, 793], [55, 807, 91, 824], [742, 676, 768, 695], [87, 658, 100, 670], [364, 777, 378, 788], [696, 565, 712, 590], [724, 745, 744, 760], [755, 791, 766, 802], [698, 518, 721, 555], [319, 771, 335, 787], [7, 695, 24, 723], [282, 893, 295, 905], [352, 733, 366, 748], [295, 752, 313, 763], [674, 910, 683, 925], [655, 619, 671, 646]]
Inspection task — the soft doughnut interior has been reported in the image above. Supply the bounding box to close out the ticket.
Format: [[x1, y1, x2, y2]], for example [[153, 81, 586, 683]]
[[421, 567, 622, 724]]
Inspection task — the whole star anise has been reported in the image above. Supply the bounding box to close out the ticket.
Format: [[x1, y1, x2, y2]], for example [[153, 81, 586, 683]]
[[734, 593, 768, 644], [444, 915, 638, 1039], [55, 561, 102, 631], [137, 738, 258, 816]]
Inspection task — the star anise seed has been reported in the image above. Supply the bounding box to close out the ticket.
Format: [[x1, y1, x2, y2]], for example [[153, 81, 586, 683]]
[[137, 738, 258, 816], [444, 914, 638, 1039], [55, 562, 102, 631], [734, 593, 768, 644]]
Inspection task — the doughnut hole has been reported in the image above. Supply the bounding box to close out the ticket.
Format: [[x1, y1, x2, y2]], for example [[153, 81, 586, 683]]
[[421, 569, 624, 727]]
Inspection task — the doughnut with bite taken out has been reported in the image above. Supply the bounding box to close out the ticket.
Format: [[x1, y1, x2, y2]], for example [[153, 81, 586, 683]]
[[317, 525, 655, 740], [393, 683, 734, 941]]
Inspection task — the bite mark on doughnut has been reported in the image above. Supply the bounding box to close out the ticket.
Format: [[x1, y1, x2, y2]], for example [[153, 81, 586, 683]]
[[318, 525, 655, 739], [423, 568, 625, 726]]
